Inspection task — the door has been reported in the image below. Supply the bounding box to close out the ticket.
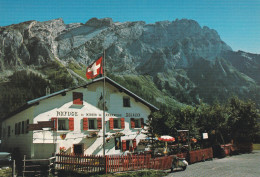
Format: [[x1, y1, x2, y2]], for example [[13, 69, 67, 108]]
[[73, 144, 84, 155]]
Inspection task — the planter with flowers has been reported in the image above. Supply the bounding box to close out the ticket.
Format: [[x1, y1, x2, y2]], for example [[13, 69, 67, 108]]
[[86, 132, 100, 138], [60, 134, 66, 140], [112, 132, 125, 138], [105, 132, 125, 143], [60, 146, 66, 153], [106, 137, 111, 143]]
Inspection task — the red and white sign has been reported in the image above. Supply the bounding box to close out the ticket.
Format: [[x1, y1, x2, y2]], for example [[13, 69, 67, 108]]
[[86, 57, 103, 79]]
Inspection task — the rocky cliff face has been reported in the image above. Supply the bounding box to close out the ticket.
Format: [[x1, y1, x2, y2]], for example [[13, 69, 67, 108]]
[[57, 18, 232, 73], [0, 19, 66, 70], [0, 18, 232, 72], [0, 17, 260, 109]]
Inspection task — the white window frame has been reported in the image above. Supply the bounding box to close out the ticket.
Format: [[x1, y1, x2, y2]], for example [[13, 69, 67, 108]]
[[58, 118, 69, 131], [88, 118, 97, 130], [134, 119, 141, 129], [113, 119, 121, 129]]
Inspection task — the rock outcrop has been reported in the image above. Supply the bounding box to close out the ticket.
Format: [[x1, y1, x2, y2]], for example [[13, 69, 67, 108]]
[[0, 18, 232, 71], [0, 17, 260, 107]]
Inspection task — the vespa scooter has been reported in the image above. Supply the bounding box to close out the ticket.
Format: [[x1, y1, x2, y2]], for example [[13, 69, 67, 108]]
[[171, 155, 188, 172]]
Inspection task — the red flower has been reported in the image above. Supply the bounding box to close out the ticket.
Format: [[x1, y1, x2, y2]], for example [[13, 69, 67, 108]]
[[60, 146, 66, 153], [191, 138, 197, 143]]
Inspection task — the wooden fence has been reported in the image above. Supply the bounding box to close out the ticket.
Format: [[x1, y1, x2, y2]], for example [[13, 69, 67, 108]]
[[22, 155, 56, 177], [56, 154, 105, 173], [55, 153, 174, 174], [105, 154, 174, 173], [189, 148, 213, 164]]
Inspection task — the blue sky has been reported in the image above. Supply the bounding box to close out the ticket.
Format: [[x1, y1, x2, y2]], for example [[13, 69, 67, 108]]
[[0, 0, 259, 54]]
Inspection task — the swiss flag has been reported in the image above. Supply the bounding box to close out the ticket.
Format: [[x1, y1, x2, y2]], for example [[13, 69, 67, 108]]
[[86, 57, 103, 79]]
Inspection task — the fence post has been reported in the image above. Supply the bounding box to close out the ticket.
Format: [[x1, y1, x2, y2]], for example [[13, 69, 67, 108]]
[[105, 155, 107, 174], [54, 155, 57, 176], [49, 157, 52, 176], [22, 155, 26, 177], [12, 160, 16, 177]]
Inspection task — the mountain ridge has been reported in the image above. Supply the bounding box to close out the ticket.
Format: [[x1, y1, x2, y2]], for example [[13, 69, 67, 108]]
[[0, 17, 260, 119]]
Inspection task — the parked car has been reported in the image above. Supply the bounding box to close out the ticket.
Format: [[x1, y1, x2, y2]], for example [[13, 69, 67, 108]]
[[0, 152, 12, 166]]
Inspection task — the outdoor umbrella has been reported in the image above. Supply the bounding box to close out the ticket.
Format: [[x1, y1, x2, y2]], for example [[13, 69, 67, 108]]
[[159, 135, 175, 154], [158, 135, 175, 142]]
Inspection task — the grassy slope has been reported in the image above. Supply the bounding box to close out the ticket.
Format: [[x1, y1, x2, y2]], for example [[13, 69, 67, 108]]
[[0, 60, 77, 119], [107, 73, 183, 110], [0, 58, 184, 120]]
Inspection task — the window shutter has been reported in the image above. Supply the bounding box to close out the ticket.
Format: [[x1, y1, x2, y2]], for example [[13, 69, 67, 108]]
[[122, 140, 127, 151], [120, 118, 125, 129], [109, 118, 114, 130], [22, 121, 25, 134], [18, 122, 21, 135], [69, 118, 74, 131], [15, 123, 17, 135], [51, 118, 58, 131], [26, 119, 29, 133], [83, 118, 88, 130], [141, 118, 144, 128], [97, 118, 102, 129], [131, 118, 135, 128], [133, 139, 137, 149], [73, 92, 83, 105]]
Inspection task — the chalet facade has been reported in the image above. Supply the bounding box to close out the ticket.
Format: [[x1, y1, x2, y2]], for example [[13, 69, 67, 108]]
[[1, 77, 158, 159]]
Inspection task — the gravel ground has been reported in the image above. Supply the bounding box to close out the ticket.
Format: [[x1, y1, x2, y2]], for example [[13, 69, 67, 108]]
[[166, 150, 260, 177]]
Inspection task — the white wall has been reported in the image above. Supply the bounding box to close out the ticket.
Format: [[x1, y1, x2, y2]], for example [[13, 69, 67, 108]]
[[34, 144, 55, 159], [1, 107, 34, 158], [2, 80, 153, 158]]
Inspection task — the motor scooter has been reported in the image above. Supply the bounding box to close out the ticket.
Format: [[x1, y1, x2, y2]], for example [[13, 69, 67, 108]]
[[171, 155, 188, 172]]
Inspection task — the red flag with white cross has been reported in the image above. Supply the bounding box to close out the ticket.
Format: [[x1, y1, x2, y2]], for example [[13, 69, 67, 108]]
[[86, 57, 103, 79]]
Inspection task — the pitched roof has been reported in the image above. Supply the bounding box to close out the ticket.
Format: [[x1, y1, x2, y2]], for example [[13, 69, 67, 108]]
[[3, 76, 159, 120], [94, 77, 159, 111]]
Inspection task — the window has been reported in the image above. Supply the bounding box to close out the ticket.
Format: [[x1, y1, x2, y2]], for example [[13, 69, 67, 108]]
[[52, 118, 74, 131], [82, 118, 102, 130], [109, 118, 125, 130], [131, 118, 144, 129], [7, 126, 10, 137], [74, 144, 84, 155], [123, 97, 130, 107], [126, 140, 130, 151], [73, 92, 83, 105], [134, 119, 141, 128], [122, 139, 137, 151], [15, 122, 21, 135], [89, 119, 95, 130], [113, 119, 120, 129], [58, 119, 69, 131]]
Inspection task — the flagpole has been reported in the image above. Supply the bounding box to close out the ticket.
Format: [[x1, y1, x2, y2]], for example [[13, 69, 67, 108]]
[[102, 49, 106, 156]]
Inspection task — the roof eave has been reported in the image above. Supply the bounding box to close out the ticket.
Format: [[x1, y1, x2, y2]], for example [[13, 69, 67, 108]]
[[2, 76, 159, 120]]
